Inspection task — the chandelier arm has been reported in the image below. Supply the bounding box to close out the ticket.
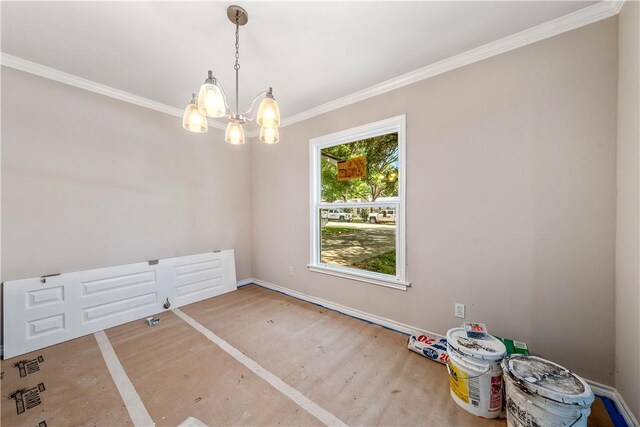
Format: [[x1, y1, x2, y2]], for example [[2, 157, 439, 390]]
[[240, 90, 269, 119]]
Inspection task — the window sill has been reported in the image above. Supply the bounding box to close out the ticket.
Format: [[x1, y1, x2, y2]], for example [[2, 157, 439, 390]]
[[307, 264, 409, 291]]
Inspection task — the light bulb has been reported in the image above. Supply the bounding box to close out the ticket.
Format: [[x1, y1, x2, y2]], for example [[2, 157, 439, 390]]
[[257, 93, 280, 129], [182, 98, 208, 133], [225, 121, 245, 145], [259, 126, 279, 144]]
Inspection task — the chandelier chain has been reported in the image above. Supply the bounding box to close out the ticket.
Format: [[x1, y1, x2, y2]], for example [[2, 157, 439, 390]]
[[234, 11, 240, 115], [234, 14, 240, 71]]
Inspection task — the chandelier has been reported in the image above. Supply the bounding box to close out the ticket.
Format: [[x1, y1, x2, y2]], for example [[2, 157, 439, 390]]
[[182, 5, 281, 145]]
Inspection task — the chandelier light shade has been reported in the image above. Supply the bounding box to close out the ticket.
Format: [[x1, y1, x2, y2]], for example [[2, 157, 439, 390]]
[[225, 120, 245, 145], [197, 72, 226, 118], [259, 126, 279, 144], [182, 5, 281, 144], [256, 89, 280, 129], [182, 93, 208, 133]]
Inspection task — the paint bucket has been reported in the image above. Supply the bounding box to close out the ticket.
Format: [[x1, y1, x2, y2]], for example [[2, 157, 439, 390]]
[[446, 327, 507, 418], [501, 355, 594, 427]]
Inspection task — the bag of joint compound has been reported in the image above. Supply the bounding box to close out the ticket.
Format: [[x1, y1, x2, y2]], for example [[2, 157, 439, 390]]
[[407, 333, 449, 364]]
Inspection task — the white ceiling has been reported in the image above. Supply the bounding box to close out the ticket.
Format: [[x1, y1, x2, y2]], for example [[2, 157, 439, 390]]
[[2, 1, 597, 125]]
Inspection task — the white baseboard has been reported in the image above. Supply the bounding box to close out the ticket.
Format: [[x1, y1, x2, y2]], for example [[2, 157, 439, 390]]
[[239, 277, 638, 427], [245, 278, 445, 340], [586, 380, 639, 426], [236, 278, 254, 287]]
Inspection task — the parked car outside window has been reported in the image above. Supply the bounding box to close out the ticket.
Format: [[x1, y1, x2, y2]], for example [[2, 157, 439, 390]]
[[326, 209, 353, 222], [368, 209, 396, 224]]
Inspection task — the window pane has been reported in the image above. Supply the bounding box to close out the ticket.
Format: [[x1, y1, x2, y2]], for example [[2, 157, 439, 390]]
[[320, 133, 398, 203], [320, 207, 396, 276]]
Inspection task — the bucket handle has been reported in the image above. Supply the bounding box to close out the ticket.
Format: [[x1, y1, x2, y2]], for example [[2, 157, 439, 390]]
[[568, 412, 583, 427], [446, 362, 491, 380]]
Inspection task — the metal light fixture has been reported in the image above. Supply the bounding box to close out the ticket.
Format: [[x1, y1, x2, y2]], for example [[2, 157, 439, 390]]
[[182, 5, 281, 145]]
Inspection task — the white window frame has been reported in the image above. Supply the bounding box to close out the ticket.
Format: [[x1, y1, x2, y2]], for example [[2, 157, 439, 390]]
[[308, 115, 408, 291]]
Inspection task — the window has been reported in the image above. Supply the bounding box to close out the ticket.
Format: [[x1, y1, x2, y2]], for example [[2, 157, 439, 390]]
[[309, 115, 407, 290]]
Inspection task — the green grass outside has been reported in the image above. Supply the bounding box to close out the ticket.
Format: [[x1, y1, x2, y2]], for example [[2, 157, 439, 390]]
[[322, 226, 355, 235], [351, 250, 396, 275]]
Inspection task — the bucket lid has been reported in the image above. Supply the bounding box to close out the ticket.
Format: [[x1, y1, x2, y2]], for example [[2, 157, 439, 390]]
[[501, 355, 594, 406], [446, 327, 506, 361]]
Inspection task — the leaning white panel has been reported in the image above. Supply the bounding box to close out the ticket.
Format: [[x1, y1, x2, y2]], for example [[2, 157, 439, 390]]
[[3, 260, 161, 359], [162, 250, 237, 309], [3, 249, 237, 358]]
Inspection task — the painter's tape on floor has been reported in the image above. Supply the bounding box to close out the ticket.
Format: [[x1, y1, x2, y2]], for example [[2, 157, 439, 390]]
[[94, 331, 155, 427], [173, 308, 347, 427], [178, 416, 208, 427]]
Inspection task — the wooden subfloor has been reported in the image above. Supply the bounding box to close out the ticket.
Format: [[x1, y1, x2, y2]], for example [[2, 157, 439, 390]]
[[1, 284, 615, 426]]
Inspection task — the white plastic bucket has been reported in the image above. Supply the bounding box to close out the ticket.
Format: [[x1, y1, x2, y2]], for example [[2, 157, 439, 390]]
[[446, 328, 507, 418], [501, 355, 594, 427]]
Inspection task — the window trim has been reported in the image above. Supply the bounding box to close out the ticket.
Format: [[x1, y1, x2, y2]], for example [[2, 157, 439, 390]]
[[308, 115, 408, 291]]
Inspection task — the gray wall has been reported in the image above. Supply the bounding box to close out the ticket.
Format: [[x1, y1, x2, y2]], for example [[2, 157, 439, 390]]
[[1, 67, 253, 318], [615, 1, 640, 418], [251, 18, 618, 384]]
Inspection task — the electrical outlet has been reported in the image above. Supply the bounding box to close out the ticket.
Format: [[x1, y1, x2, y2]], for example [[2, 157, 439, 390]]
[[455, 303, 465, 319], [288, 266, 294, 276]]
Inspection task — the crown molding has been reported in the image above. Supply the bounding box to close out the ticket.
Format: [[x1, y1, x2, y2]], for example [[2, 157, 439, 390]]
[[613, 0, 627, 14], [1, 0, 624, 133], [0, 53, 227, 131], [280, 0, 624, 128]]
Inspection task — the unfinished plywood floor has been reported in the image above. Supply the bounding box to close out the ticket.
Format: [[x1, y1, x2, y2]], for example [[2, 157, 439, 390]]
[[1, 284, 614, 426], [1, 334, 132, 426]]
